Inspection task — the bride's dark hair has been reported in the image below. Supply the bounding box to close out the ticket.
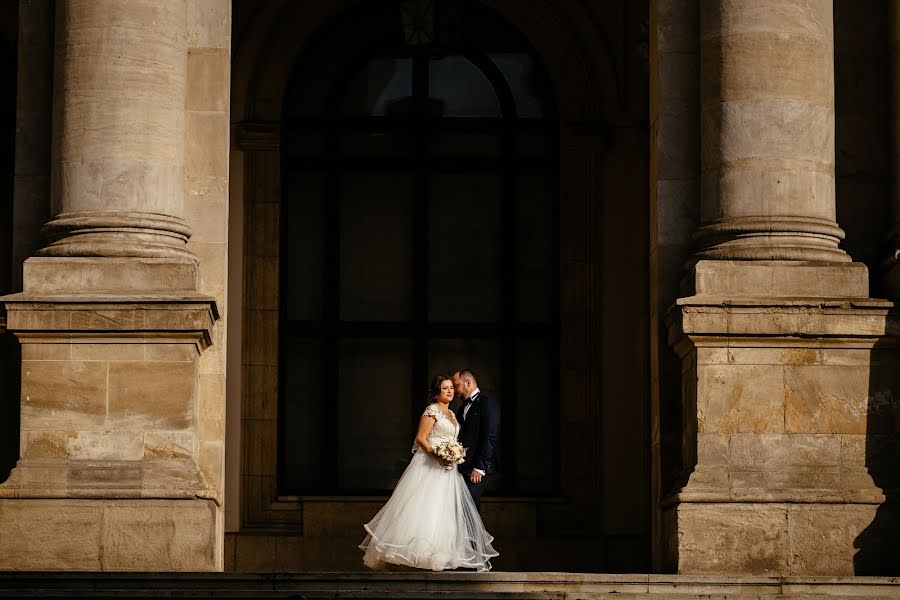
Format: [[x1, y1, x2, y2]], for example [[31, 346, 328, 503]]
[[428, 374, 452, 404]]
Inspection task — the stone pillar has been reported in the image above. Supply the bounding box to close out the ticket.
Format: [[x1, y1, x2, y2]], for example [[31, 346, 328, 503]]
[[694, 0, 846, 265], [41, 0, 193, 263], [665, 0, 900, 576], [886, 1, 900, 298], [0, 0, 221, 571]]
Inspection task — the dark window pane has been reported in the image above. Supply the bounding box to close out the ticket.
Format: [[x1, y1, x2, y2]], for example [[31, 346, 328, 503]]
[[341, 58, 414, 116], [517, 174, 555, 322], [284, 132, 326, 160], [284, 174, 326, 321], [281, 337, 327, 492], [428, 174, 501, 322], [338, 339, 412, 490], [340, 174, 413, 321], [517, 132, 554, 158], [429, 132, 501, 158], [428, 56, 500, 117], [515, 341, 556, 493], [427, 339, 502, 399], [338, 131, 413, 157], [488, 53, 547, 118]]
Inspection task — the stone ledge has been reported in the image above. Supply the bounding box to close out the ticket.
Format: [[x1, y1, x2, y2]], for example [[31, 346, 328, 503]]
[[23, 256, 200, 294], [0, 458, 218, 503], [0, 572, 899, 598], [1, 295, 218, 347], [687, 261, 869, 298], [667, 298, 900, 351]]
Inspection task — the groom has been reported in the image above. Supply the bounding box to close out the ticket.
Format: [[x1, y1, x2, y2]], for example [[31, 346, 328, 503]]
[[453, 369, 500, 512]]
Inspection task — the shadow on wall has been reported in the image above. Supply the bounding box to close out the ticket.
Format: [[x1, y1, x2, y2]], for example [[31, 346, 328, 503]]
[[0, 19, 17, 484], [0, 329, 19, 482], [854, 340, 900, 574]]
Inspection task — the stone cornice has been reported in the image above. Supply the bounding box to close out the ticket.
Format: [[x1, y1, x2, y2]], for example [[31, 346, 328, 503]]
[[666, 296, 900, 356], [1, 293, 219, 349], [234, 121, 280, 152]]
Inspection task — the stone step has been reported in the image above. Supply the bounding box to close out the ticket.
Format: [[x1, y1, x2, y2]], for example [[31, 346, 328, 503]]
[[1, 573, 899, 599]]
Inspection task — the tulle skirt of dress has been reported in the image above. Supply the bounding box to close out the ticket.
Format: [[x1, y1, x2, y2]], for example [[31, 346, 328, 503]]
[[359, 449, 499, 571]]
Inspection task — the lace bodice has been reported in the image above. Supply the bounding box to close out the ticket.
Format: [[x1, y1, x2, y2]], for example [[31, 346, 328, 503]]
[[422, 403, 460, 446]]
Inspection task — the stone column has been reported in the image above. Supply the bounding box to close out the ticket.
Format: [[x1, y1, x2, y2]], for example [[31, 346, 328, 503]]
[[0, 0, 220, 571], [664, 0, 900, 576], [41, 0, 193, 263], [694, 0, 846, 265], [886, 0, 900, 298]]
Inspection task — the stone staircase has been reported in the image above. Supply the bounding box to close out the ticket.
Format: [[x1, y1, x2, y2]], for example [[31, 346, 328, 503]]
[[1, 573, 899, 599]]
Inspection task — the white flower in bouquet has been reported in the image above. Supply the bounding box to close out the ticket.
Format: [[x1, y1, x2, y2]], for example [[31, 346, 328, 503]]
[[433, 441, 466, 470]]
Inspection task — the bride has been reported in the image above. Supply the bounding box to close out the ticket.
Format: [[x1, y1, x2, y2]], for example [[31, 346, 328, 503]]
[[359, 374, 499, 571]]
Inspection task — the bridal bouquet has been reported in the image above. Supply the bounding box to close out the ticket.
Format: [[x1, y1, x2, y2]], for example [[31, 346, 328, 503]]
[[433, 441, 466, 470]]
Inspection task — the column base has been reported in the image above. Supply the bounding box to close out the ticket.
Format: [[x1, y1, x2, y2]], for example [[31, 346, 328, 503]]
[[0, 290, 222, 572], [663, 500, 900, 576], [665, 268, 900, 576], [23, 256, 199, 294], [0, 498, 219, 571], [684, 260, 870, 298]]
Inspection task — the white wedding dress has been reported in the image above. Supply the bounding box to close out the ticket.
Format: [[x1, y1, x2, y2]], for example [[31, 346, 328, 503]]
[[359, 403, 499, 571]]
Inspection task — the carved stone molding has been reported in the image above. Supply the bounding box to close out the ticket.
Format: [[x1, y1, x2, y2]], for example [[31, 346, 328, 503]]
[[235, 122, 280, 153]]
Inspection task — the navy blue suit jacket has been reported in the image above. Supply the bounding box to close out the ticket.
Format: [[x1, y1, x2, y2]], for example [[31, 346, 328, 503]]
[[455, 393, 500, 476]]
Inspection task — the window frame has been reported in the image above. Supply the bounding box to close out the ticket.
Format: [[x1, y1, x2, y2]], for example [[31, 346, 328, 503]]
[[278, 36, 560, 497]]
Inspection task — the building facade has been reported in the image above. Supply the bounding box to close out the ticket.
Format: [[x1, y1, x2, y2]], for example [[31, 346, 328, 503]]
[[0, 0, 898, 575]]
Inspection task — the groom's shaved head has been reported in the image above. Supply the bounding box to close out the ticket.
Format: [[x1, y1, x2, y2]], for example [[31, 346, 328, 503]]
[[459, 369, 477, 386]]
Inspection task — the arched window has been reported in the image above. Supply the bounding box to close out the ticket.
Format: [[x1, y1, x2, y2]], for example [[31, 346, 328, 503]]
[[279, 0, 558, 495]]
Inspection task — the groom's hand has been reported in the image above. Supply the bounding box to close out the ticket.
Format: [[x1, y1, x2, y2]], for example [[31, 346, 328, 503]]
[[469, 471, 482, 484]]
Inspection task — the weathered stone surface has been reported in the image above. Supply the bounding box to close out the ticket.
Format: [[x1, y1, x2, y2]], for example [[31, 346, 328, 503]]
[[676, 503, 788, 574], [0, 500, 102, 569], [107, 362, 195, 430], [101, 500, 218, 571], [186, 49, 229, 112], [691, 261, 869, 298], [787, 504, 876, 575], [21, 360, 106, 430], [71, 342, 146, 361], [143, 431, 196, 461], [23, 257, 199, 294], [697, 364, 784, 433], [67, 431, 144, 462], [186, 113, 229, 178], [187, 0, 231, 48], [21, 342, 70, 361], [20, 430, 69, 460], [67, 461, 142, 495], [668, 279, 900, 574], [728, 434, 840, 471], [784, 365, 870, 434]]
